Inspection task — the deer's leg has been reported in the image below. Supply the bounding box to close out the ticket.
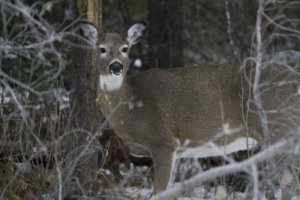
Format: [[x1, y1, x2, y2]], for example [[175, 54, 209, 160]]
[[151, 146, 176, 194]]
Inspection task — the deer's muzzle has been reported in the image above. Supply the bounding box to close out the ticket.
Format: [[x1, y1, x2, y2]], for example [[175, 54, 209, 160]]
[[109, 61, 123, 75]]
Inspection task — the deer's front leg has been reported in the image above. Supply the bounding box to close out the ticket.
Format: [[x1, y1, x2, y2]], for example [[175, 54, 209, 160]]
[[151, 146, 177, 194]]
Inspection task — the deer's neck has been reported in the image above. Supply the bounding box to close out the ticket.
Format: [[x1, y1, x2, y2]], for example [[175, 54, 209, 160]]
[[97, 74, 131, 116]]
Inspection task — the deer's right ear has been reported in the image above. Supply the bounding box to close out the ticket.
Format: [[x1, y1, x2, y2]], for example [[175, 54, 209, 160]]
[[80, 22, 98, 46], [127, 22, 146, 46]]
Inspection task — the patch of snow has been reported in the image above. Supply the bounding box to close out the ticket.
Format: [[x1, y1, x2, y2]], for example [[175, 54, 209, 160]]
[[50, 113, 58, 121], [123, 185, 287, 200], [133, 58, 142, 68], [62, 95, 69, 102], [222, 123, 242, 135], [45, 2, 53, 11], [125, 187, 152, 199], [281, 169, 294, 186], [35, 104, 41, 110], [0, 87, 10, 104], [215, 186, 228, 200], [136, 100, 144, 108], [270, 51, 300, 63], [64, 6, 74, 20], [15, 162, 32, 173], [59, 104, 69, 110], [53, 88, 70, 110], [41, 193, 51, 200], [4, 52, 17, 59], [0, 96, 10, 104], [98, 168, 112, 175], [276, 189, 282, 200], [42, 117, 47, 123], [177, 137, 258, 158]]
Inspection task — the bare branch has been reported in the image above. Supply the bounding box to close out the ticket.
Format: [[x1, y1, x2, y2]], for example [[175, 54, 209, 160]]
[[253, 0, 271, 145], [153, 139, 289, 200]]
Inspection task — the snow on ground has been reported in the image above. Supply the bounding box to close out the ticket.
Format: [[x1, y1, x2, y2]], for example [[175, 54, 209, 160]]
[[125, 187, 152, 199], [124, 185, 248, 200], [124, 185, 300, 200]]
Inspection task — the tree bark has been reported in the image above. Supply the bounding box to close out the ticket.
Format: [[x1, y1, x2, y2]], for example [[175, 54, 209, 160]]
[[147, 0, 184, 68], [72, 0, 102, 131], [65, 0, 102, 197]]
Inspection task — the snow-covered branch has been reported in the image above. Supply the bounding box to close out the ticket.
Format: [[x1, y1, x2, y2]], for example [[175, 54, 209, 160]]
[[153, 139, 289, 200]]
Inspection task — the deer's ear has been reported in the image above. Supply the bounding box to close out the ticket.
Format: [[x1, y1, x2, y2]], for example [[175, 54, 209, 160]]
[[80, 22, 98, 46], [127, 22, 146, 46]]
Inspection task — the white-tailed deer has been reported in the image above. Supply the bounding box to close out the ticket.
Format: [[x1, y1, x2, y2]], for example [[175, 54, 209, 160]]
[[80, 22, 300, 194]]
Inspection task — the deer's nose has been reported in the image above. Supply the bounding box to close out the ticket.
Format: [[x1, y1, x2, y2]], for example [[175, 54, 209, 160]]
[[109, 62, 123, 75]]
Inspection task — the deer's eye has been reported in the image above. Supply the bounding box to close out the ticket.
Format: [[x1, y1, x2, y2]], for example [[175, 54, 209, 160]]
[[100, 47, 107, 53], [121, 47, 128, 53]]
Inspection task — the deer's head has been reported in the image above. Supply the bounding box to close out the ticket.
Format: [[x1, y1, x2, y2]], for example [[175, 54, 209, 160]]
[[80, 22, 146, 91]]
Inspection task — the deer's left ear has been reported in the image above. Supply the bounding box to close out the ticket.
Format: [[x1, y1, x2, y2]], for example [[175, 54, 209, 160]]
[[127, 22, 146, 46], [80, 21, 98, 46]]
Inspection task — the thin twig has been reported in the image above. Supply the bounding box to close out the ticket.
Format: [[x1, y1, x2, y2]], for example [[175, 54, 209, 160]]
[[56, 163, 63, 200]]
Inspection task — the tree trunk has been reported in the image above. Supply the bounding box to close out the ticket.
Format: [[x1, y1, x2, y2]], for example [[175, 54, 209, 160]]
[[147, 0, 184, 68], [73, 0, 102, 130], [65, 0, 102, 197]]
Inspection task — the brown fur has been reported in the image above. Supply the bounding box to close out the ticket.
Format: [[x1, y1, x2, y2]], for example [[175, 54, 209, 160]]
[[81, 23, 300, 193]]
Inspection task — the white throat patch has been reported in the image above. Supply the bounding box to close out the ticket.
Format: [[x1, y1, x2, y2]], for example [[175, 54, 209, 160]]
[[99, 74, 124, 91]]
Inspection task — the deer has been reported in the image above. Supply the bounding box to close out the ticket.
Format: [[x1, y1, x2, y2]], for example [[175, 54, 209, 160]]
[[79, 22, 300, 194]]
